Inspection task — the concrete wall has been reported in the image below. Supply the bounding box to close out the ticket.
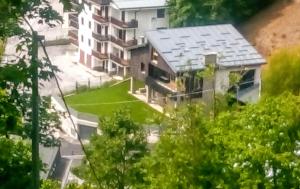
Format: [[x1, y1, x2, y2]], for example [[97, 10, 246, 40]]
[[51, 95, 98, 140]]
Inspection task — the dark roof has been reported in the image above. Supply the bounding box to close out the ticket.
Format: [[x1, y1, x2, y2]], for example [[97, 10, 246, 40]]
[[146, 24, 266, 72]]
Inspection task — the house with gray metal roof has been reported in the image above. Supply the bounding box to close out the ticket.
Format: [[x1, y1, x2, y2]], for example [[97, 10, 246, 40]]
[[130, 24, 266, 106]]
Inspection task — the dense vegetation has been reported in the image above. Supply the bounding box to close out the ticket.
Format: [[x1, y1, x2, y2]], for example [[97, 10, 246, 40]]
[[73, 93, 300, 188], [168, 0, 276, 26], [263, 45, 300, 96]]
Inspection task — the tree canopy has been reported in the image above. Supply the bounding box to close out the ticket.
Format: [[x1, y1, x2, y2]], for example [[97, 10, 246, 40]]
[[74, 110, 148, 188], [167, 0, 276, 27], [141, 93, 300, 188]]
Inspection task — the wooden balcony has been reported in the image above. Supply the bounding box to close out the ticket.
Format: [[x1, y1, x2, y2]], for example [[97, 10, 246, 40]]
[[92, 32, 110, 41], [92, 14, 109, 23], [110, 17, 138, 28], [70, 38, 78, 46], [69, 13, 78, 22], [89, 0, 110, 5], [69, 14, 78, 29], [68, 30, 78, 40], [110, 54, 129, 66], [92, 50, 108, 60], [110, 36, 137, 48], [145, 76, 178, 95], [69, 21, 78, 29]]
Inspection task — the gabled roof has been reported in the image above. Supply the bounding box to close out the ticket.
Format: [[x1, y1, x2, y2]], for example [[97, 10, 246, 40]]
[[146, 24, 266, 73], [112, 0, 167, 10]]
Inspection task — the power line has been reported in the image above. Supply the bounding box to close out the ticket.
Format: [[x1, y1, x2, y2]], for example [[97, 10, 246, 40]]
[[38, 39, 102, 188]]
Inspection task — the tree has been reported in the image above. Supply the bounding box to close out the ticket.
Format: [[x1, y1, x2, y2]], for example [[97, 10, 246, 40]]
[[74, 110, 148, 189], [141, 104, 238, 188], [167, 0, 275, 27], [263, 46, 300, 96], [0, 138, 32, 189], [0, 0, 72, 188], [142, 93, 300, 188]]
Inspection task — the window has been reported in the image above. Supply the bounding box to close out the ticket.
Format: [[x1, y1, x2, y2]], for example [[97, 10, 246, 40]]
[[81, 35, 84, 42], [97, 42, 101, 51], [157, 9, 165, 18], [81, 17, 84, 25], [239, 70, 255, 90], [88, 39, 91, 46], [121, 11, 125, 21], [88, 3, 91, 10], [141, 62, 145, 73], [89, 21, 91, 29]]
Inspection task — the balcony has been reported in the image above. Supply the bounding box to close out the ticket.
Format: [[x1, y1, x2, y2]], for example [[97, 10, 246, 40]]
[[92, 32, 110, 41], [110, 36, 137, 48], [110, 17, 138, 28], [70, 38, 78, 46], [68, 30, 78, 39], [92, 14, 109, 23], [92, 50, 108, 60], [110, 54, 129, 66], [145, 76, 177, 95], [69, 14, 78, 29], [69, 13, 78, 22], [89, 0, 110, 5]]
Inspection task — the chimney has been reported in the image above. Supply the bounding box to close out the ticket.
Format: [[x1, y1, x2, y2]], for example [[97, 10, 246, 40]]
[[204, 52, 217, 65]]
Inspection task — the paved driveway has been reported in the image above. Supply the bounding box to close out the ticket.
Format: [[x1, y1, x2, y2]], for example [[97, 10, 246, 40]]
[[40, 45, 111, 96]]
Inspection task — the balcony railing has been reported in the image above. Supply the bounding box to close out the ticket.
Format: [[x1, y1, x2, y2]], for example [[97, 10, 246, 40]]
[[110, 54, 129, 66], [70, 38, 78, 46], [92, 14, 109, 23], [92, 50, 108, 60], [89, 0, 110, 5], [110, 36, 137, 48], [92, 32, 110, 41], [145, 77, 177, 95], [69, 21, 78, 29], [110, 17, 138, 28], [69, 13, 78, 22], [68, 30, 78, 39]]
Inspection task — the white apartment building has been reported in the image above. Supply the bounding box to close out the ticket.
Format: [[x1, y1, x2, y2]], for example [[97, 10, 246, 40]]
[[66, 0, 169, 77]]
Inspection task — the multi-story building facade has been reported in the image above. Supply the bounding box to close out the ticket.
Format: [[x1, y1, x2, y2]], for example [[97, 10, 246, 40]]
[[66, 0, 169, 77]]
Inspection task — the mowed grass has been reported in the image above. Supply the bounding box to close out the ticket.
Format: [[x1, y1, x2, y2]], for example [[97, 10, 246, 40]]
[[65, 80, 160, 123]]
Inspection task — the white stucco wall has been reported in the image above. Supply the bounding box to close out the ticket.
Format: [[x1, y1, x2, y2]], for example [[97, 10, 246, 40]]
[[215, 65, 261, 93], [78, 3, 95, 57]]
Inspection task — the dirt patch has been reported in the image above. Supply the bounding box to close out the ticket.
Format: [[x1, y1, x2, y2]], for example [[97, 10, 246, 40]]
[[240, 0, 300, 57]]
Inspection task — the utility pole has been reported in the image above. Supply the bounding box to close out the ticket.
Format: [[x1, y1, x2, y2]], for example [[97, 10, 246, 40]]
[[31, 31, 40, 189]]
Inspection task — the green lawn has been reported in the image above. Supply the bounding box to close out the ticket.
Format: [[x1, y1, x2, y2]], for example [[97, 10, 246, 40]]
[[65, 80, 160, 123]]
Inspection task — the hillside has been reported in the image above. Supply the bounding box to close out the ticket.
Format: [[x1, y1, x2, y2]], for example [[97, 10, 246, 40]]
[[241, 0, 300, 57]]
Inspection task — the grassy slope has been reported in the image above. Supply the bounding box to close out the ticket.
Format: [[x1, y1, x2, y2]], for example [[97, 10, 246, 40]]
[[65, 80, 160, 123]]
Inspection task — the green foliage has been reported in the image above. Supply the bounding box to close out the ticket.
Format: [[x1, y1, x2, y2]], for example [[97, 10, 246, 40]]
[[40, 180, 60, 189], [263, 46, 300, 96], [168, 0, 276, 27], [0, 138, 32, 189], [75, 109, 148, 189], [141, 104, 238, 188], [142, 94, 300, 188]]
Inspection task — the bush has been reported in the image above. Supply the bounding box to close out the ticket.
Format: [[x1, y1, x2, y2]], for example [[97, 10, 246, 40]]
[[263, 46, 300, 96]]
